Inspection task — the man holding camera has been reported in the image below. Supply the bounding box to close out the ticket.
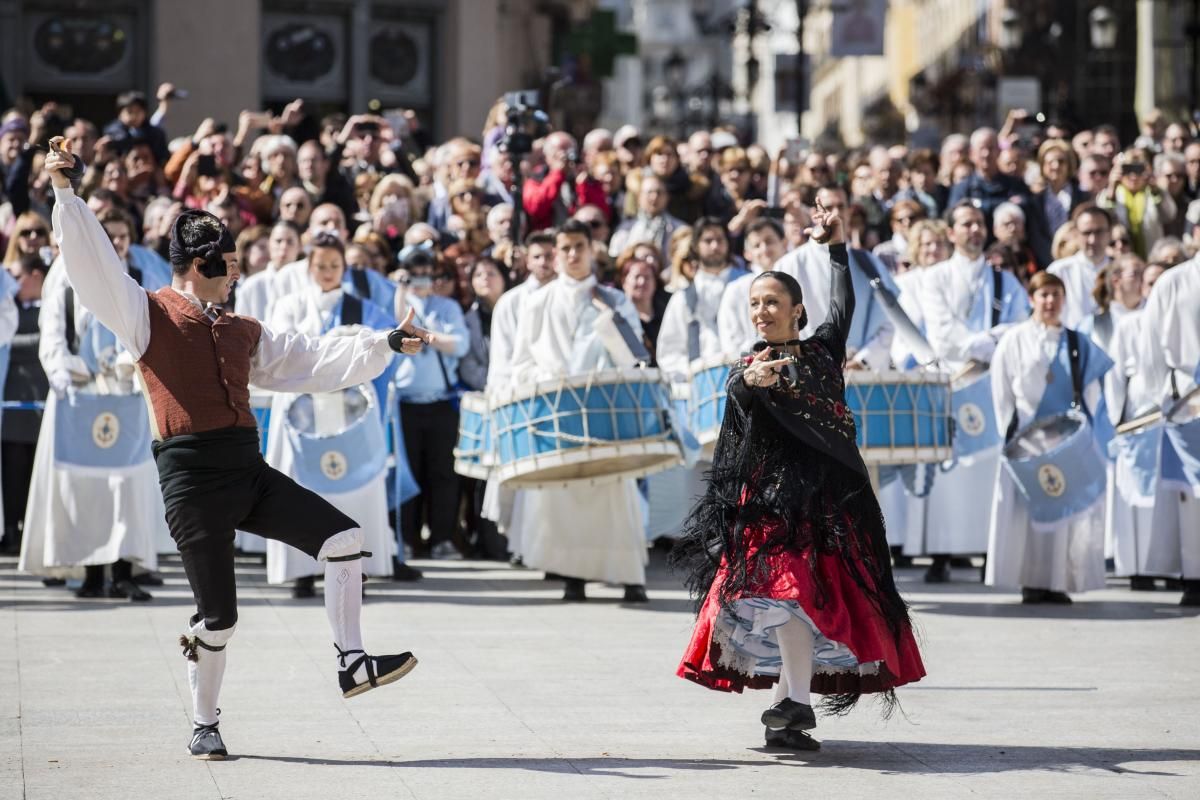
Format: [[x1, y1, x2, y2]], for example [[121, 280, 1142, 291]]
[[522, 132, 606, 232]]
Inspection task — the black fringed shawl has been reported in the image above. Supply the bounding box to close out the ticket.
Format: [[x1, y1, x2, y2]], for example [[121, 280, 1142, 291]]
[[670, 244, 912, 712]]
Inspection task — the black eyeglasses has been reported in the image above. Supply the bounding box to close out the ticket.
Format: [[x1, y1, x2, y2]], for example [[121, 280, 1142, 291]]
[[582, 219, 606, 230], [1111, 237, 1132, 246], [19, 229, 47, 239]]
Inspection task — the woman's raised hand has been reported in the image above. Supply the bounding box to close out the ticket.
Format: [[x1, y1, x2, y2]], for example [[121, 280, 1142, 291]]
[[807, 200, 844, 246], [743, 347, 791, 389]]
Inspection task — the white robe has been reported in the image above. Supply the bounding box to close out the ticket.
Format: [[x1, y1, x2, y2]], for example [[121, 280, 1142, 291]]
[[984, 320, 1107, 593], [1139, 258, 1200, 578], [1047, 251, 1106, 331], [19, 262, 166, 577], [263, 287, 394, 583], [505, 273, 648, 584], [656, 267, 734, 382], [234, 261, 292, 322]]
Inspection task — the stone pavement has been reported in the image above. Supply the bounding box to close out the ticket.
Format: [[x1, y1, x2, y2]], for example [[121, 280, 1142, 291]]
[[2, 552, 1198, 800]]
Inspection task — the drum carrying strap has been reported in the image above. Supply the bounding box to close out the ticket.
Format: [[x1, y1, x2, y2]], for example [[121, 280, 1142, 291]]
[[1005, 329, 1084, 442], [684, 283, 701, 362], [340, 293, 364, 326], [991, 268, 1003, 327], [348, 268, 371, 300], [593, 288, 651, 363]]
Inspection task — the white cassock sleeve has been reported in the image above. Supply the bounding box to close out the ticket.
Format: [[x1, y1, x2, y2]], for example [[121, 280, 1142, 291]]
[[655, 290, 692, 382], [51, 186, 151, 360], [486, 290, 520, 391]]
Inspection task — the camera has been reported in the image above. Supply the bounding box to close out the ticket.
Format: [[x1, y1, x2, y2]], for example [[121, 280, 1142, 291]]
[[500, 89, 549, 158]]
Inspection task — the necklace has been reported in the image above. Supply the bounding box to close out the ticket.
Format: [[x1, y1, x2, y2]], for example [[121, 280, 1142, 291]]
[[764, 338, 803, 347]]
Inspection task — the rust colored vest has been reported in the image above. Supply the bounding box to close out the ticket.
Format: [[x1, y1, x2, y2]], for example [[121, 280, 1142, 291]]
[[137, 288, 262, 440]]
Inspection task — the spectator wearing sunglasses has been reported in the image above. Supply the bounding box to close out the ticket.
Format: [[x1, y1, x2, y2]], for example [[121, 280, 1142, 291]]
[[4, 212, 51, 273]]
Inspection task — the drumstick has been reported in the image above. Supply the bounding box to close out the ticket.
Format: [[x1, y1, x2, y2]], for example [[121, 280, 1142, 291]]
[[1116, 410, 1162, 435]]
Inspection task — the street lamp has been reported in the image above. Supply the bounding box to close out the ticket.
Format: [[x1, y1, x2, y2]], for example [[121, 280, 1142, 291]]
[[998, 7, 1023, 51], [1089, 6, 1117, 50]]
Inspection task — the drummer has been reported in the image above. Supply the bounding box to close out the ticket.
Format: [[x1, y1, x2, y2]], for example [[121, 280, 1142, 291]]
[[264, 232, 399, 597], [20, 207, 167, 600], [985, 272, 1112, 603], [506, 219, 650, 602], [915, 201, 1030, 583], [1139, 251, 1200, 607], [1104, 260, 1176, 590], [483, 231, 559, 564]]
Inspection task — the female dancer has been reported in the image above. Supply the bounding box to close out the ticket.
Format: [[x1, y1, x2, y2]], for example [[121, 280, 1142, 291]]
[[673, 203, 925, 751]]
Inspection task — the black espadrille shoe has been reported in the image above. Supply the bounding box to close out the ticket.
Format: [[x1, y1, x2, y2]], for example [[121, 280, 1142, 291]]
[[335, 646, 418, 699], [761, 698, 817, 731], [189, 722, 227, 760], [764, 725, 821, 751]]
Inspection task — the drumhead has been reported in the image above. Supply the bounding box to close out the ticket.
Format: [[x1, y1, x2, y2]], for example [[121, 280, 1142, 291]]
[[287, 385, 372, 438], [1004, 413, 1083, 460], [497, 442, 681, 488]]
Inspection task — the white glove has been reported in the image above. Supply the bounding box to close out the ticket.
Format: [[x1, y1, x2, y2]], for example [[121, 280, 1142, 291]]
[[966, 331, 998, 363], [113, 350, 138, 382], [48, 369, 73, 398]]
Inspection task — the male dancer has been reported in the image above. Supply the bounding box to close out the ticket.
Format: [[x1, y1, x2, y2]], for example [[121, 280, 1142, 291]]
[[45, 148, 426, 760]]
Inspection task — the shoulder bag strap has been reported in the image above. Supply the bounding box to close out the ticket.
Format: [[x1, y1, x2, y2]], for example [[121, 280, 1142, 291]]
[[349, 268, 371, 299], [412, 304, 453, 393], [64, 285, 78, 355]]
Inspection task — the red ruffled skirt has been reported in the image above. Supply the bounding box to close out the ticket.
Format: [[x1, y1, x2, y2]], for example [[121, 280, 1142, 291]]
[[678, 522, 926, 696]]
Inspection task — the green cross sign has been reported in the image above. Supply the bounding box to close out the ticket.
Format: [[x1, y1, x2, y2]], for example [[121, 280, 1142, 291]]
[[564, 9, 638, 79]]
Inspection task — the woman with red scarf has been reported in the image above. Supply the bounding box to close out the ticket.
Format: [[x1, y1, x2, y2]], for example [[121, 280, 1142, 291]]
[[672, 204, 925, 751]]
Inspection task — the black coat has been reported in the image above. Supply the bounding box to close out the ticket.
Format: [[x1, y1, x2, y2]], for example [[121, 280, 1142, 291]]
[[2, 302, 48, 444]]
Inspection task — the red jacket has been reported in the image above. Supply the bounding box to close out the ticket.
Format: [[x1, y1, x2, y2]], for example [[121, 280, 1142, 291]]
[[522, 169, 609, 231]]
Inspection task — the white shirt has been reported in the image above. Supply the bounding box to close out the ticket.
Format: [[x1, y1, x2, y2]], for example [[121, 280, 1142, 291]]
[[51, 186, 395, 398], [507, 273, 642, 385], [1142, 256, 1200, 400], [921, 250, 1021, 368], [657, 266, 735, 382], [716, 268, 764, 357], [235, 261, 292, 321], [1047, 251, 1107, 330], [1103, 310, 1160, 426], [486, 275, 550, 391], [269, 285, 344, 338], [990, 318, 1102, 431]]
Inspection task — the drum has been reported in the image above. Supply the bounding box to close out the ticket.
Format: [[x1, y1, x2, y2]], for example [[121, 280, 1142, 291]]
[[950, 361, 1002, 459], [843, 370, 953, 465], [284, 385, 388, 494], [53, 391, 152, 469], [490, 367, 683, 487], [688, 355, 730, 452], [1108, 412, 1164, 508], [250, 392, 272, 457], [1162, 387, 1200, 496], [454, 391, 494, 480], [1002, 409, 1107, 525]]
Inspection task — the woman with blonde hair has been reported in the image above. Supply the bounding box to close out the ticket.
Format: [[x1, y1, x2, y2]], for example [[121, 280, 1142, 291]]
[[667, 226, 697, 291], [3, 211, 52, 270]]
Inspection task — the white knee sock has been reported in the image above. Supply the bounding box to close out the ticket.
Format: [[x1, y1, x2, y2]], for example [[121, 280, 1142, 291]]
[[773, 670, 790, 703], [324, 555, 364, 660], [776, 617, 815, 705], [184, 619, 234, 727]]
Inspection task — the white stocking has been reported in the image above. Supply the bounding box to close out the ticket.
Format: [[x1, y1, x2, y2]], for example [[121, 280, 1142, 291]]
[[319, 529, 366, 679], [773, 670, 790, 703], [185, 619, 234, 727], [776, 616, 815, 705]]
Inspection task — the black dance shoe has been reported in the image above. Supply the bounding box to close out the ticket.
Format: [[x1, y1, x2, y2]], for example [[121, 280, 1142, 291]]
[[562, 577, 587, 602], [42, 577, 66, 587], [1130, 576, 1158, 591], [189, 723, 228, 760], [391, 559, 424, 582], [761, 698, 817, 731], [292, 575, 316, 599], [132, 571, 164, 587], [74, 583, 105, 599], [622, 584, 649, 603], [764, 725, 821, 751], [1180, 588, 1200, 607], [336, 647, 418, 699], [108, 580, 152, 602]]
